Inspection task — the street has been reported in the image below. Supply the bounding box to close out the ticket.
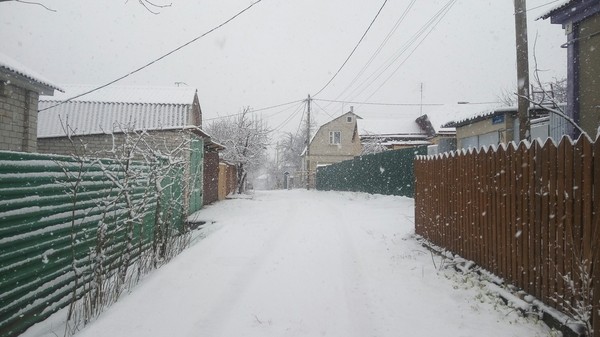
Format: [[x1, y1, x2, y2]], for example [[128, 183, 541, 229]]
[[27, 190, 552, 337]]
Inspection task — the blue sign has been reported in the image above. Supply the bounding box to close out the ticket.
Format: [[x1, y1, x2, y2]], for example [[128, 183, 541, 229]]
[[492, 114, 505, 125]]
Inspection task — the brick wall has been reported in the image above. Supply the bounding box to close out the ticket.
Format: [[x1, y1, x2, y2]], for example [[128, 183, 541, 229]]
[[0, 83, 39, 152]]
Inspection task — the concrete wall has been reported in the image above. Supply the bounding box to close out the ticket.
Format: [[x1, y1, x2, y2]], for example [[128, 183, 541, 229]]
[[578, 13, 600, 139], [0, 83, 39, 152]]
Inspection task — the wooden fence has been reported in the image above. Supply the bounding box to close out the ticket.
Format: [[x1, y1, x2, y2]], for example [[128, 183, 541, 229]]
[[414, 136, 600, 335]]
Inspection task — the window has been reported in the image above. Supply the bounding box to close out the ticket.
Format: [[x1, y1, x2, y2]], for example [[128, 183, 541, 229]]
[[329, 131, 341, 145], [346, 116, 352, 123]]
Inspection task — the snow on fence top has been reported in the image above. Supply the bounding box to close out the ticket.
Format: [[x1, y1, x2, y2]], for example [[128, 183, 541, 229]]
[[0, 52, 62, 92]]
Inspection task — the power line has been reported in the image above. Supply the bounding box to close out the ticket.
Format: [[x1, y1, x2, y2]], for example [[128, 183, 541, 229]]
[[271, 101, 306, 132], [313, 0, 389, 97], [363, 1, 457, 102], [310, 99, 334, 118], [517, 0, 562, 14], [192, 99, 305, 122], [355, 0, 457, 102], [38, 0, 264, 112], [329, 0, 417, 103], [342, 0, 456, 102], [314, 99, 443, 106]]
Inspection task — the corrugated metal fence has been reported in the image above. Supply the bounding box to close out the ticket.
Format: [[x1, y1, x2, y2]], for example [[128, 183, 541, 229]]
[[0, 150, 186, 337], [415, 136, 599, 335], [316, 146, 427, 197]]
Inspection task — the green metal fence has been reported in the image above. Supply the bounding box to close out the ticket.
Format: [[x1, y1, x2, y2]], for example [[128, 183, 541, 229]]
[[0, 150, 186, 337], [316, 146, 427, 197]]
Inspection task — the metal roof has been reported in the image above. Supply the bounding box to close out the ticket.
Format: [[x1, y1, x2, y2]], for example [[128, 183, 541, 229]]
[[42, 85, 197, 104], [38, 86, 199, 138], [0, 52, 62, 92], [539, 0, 576, 19]]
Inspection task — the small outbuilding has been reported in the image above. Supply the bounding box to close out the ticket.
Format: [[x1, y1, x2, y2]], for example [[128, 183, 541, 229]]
[[0, 52, 61, 152]]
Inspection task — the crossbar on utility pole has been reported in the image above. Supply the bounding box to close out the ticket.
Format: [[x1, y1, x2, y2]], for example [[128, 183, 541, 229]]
[[514, 0, 531, 141], [306, 94, 311, 190]]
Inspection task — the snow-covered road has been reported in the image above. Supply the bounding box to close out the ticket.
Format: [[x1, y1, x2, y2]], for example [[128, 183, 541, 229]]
[[29, 190, 553, 337]]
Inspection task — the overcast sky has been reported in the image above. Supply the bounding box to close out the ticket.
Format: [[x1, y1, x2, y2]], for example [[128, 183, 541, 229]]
[[0, 0, 568, 136]]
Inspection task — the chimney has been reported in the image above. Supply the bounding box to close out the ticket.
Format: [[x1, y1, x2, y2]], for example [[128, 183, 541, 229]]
[[350, 106, 354, 113]]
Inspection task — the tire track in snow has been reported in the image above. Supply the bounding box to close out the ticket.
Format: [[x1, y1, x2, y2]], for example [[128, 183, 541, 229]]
[[188, 193, 301, 336]]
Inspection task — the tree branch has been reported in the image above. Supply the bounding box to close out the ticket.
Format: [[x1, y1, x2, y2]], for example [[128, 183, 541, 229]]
[[3, 0, 57, 12]]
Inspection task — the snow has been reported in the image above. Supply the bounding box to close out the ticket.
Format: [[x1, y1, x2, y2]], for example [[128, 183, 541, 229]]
[[538, 0, 574, 20], [23, 190, 553, 337], [0, 52, 62, 91], [40, 85, 197, 105]]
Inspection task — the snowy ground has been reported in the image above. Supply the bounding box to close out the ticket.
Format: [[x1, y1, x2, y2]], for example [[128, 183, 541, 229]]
[[24, 190, 555, 337]]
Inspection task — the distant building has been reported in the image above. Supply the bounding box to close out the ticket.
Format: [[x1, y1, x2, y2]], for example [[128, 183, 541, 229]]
[[0, 52, 61, 152], [540, 0, 600, 139], [445, 106, 560, 150], [37, 85, 215, 214], [302, 110, 363, 188]]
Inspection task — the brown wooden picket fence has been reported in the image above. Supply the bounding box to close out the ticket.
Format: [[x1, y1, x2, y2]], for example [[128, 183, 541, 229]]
[[414, 136, 600, 335]]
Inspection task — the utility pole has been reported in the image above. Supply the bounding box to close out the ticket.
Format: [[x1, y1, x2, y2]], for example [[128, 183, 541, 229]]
[[306, 94, 311, 190], [514, 0, 530, 141]]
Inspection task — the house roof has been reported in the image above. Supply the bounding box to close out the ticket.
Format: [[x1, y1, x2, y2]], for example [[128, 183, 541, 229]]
[[444, 104, 557, 128], [0, 52, 62, 93], [357, 110, 424, 137], [43, 85, 197, 104], [538, 0, 575, 19], [38, 85, 199, 138], [538, 0, 600, 22]]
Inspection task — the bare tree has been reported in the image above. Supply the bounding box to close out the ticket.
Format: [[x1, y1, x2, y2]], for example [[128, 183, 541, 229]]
[[496, 77, 567, 107], [1, 0, 172, 13], [361, 134, 387, 155], [205, 107, 271, 193]]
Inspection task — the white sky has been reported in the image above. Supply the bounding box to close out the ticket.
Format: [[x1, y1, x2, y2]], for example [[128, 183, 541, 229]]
[[0, 0, 568, 137]]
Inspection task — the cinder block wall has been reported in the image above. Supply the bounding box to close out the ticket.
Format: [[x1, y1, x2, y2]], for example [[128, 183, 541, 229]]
[[0, 84, 39, 152]]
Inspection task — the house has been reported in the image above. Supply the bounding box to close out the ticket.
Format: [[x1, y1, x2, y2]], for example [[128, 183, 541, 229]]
[[0, 52, 61, 152], [356, 106, 458, 155], [445, 105, 557, 150], [302, 110, 363, 187], [302, 105, 458, 186], [37, 85, 218, 214], [540, 0, 600, 139], [358, 111, 432, 151]]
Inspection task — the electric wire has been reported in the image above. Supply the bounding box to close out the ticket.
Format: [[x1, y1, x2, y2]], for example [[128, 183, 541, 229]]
[[346, 0, 457, 102], [329, 0, 417, 104], [314, 99, 443, 106], [518, 0, 562, 14], [362, 1, 457, 103], [202, 99, 303, 121], [313, 0, 389, 97], [38, 0, 264, 112], [311, 99, 334, 119], [271, 101, 306, 133]]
